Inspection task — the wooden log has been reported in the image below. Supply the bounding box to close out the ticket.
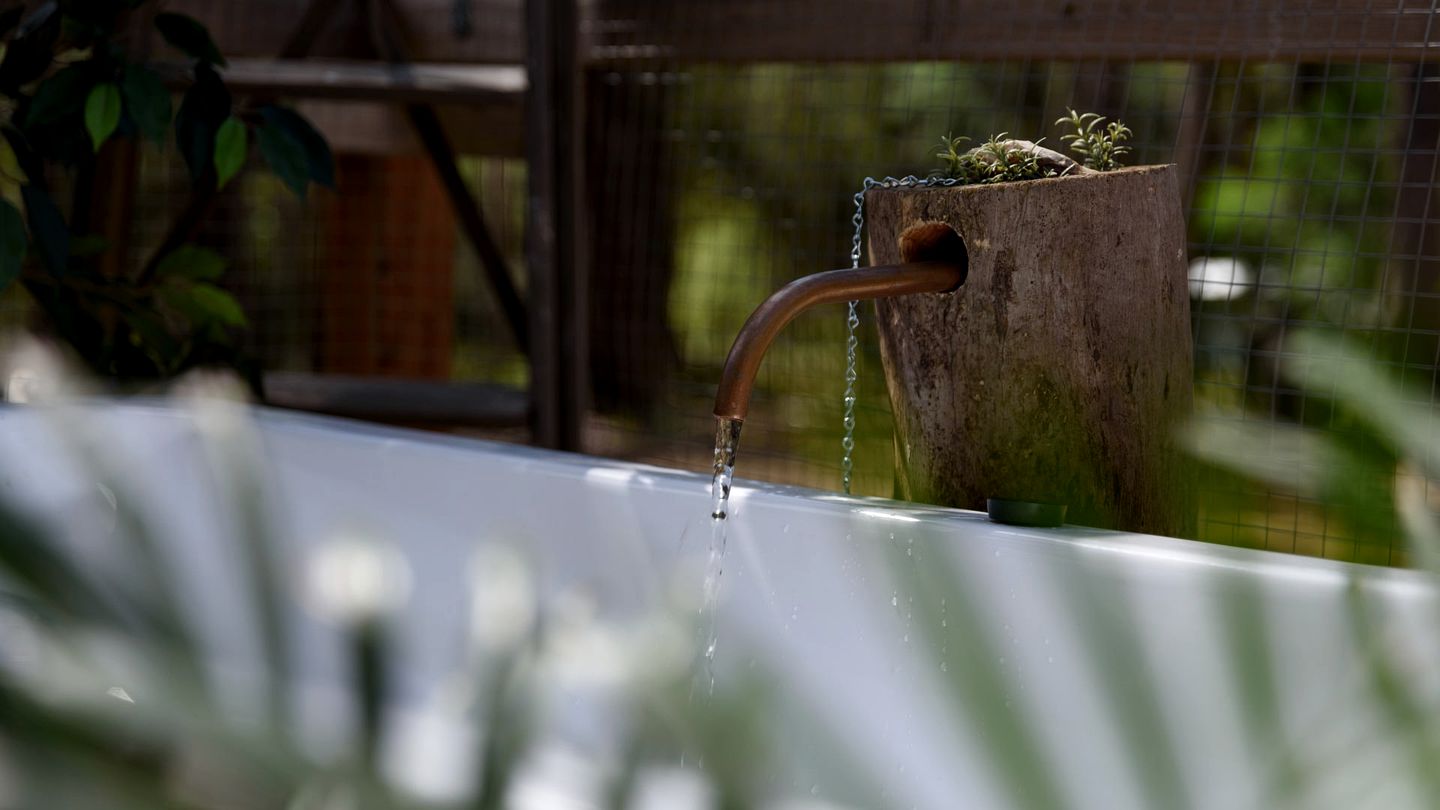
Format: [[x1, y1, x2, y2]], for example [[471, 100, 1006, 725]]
[[865, 165, 1195, 537]]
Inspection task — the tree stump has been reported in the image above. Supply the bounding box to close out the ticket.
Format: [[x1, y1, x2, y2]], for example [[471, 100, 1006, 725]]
[[865, 165, 1195, 537]]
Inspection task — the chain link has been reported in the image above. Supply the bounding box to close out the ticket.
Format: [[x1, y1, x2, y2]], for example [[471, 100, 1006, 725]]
[[842, 175, 958, 495]]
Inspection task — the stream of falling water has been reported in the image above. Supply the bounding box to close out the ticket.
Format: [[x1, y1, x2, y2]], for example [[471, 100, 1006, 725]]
[[701, 416, 743, 690]]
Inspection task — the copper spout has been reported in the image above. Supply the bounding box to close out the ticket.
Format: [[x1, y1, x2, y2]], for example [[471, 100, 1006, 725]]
[[713, 261, 966, 422]]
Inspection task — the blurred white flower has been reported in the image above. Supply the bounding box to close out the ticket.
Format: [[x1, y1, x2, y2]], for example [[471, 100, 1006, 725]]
[[1, 337, 78, 403], [508, 743, 606, 810], [1188, 256, 1254, 302], [383, 705, 478, 805], [627, 766, 715, 810], [303, 532, 412, 625], [468, 544, 538, 652]]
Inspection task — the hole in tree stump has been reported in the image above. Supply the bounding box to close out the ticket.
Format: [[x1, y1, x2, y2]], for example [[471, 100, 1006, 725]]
[[899, 221, 967, 291]]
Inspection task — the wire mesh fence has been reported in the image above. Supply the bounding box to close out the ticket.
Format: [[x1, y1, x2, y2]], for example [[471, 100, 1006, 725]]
[[10, 0, 1440, 565]]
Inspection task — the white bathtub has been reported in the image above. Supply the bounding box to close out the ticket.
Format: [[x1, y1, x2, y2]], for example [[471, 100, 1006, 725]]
[[1, 402, 1436, 810]]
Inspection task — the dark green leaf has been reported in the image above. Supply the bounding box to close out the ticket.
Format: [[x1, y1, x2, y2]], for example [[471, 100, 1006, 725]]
[[120, 66, 172, 146], [189, 283, 245, 326], [22, 65, 93, 131], [59, 0, 122, 38], [123, 310, 182, 374], [256, 118, 309, 200], [174, 63, 230, 185], [68, 234, 109, 257], [158, 278, 245, 328], [259, 105, 334, 189], [154, 12, 226, 68], [0, 198, 24, 292], [19, 184, 65, 274], [155, 244, 226, 281], [0, 2, 58, 93], [1, 125, 41, 182], [213, 116, 246, 191], [83, 82, 121, 152], [0, 6, 24, 40]]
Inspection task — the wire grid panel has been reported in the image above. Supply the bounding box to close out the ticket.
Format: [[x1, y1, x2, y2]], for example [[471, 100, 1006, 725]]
[[59, 1, 1440, 566], [579, 0, 1440, 566]]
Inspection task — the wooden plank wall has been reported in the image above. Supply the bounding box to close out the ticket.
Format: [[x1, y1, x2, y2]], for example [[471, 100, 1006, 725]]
[[167, 0, 525, 63], [590, 0, 1440, 64], [171, 0, 1440, 66], [319, 155, 458, 379]]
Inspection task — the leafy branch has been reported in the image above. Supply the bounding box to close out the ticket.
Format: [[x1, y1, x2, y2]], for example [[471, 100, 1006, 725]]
[[935, 133, 1074, 184], [1056, 108, 1132, 171], [933, 110, 1133, 184], [0, 1, 335, 379]]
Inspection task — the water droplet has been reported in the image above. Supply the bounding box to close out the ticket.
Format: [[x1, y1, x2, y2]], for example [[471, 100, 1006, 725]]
[[891, 594, 898, 607], [940, 661, 948, 673], [811, 785, 820, 796], [1047, 656, 1055, 663]]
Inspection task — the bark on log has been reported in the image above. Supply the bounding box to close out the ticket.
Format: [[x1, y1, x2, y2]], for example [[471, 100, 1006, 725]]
[[866, 165, 1195, 537]]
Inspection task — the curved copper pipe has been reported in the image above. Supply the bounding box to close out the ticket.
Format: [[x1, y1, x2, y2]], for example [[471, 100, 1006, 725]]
[[713, 261, 966, 422]]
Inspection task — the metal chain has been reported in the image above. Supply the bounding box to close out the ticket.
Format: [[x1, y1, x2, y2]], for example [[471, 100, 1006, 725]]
[[842, 175, 958, 494]]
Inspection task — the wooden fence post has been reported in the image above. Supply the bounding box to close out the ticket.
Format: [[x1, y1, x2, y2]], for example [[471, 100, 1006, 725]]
[[525, 0, 588, 450]]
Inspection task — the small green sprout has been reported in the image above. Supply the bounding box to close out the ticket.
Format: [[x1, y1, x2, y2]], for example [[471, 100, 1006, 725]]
[[1056, 108, 1132, 171], [934, 133, 1059, 185], [936, 134, 975, 179]]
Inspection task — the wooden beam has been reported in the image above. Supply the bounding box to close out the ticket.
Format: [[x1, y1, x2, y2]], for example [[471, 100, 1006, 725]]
[[169, 0, 1440, 66], [347, 0, 530, 355], [263, 372, 529, 426], [166, 0, 526, 63], [153, 58, 526, 106], [295, 100, 525, 157], [526, 0, 589, 451], [590, 0, 1440, 64]]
